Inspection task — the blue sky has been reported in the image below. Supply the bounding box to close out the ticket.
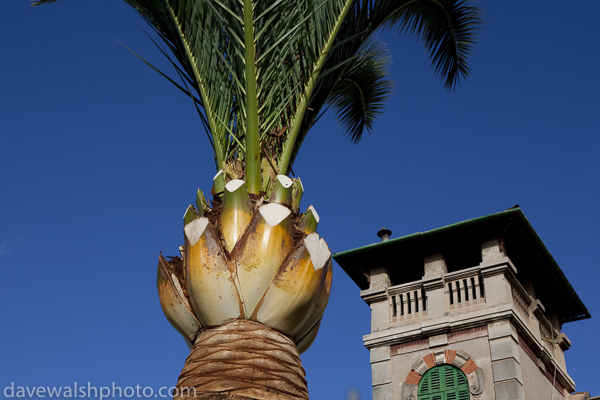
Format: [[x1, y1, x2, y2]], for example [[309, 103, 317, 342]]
[[2, 1, 599, 399]]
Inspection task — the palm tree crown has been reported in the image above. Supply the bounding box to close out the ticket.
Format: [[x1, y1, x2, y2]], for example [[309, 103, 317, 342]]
[[33, 0, 481, 196]]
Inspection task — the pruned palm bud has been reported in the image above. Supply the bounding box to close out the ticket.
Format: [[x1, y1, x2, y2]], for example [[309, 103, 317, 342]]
[[177, 179, 331, 353], [156, 255, 201, 346]]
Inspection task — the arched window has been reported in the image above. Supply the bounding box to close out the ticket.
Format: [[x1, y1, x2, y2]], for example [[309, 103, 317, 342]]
[[418, 364, 470, 400]]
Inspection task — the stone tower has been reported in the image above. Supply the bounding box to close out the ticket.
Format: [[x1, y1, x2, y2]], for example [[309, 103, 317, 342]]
[[334, 207, 593, 400]]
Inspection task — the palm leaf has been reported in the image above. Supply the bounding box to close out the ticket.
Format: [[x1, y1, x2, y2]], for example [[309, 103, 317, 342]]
[[281, 0, 482, 172], [31, 0, 482, 184], [327, 40, 393, 144]]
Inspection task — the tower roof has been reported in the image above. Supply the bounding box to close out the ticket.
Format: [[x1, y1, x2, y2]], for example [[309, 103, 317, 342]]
[[333, 207, 590, 324]]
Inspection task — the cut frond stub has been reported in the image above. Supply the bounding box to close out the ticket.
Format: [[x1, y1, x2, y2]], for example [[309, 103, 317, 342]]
[[269, 175, 294, 205], [157, 255, 201, 344], [291, 178, 304, 214], [184, 217, 210, 247], [304, 232, 331, 271], [297, 205, 320, 234], [234, 204, 294, 315], [195, 189, 211, 215], [212, 170, 225, 195], [259, 203, 292, 228], [252, 234, 330, 337], [185, 219, 244, 325], [183, 205, 200, 226], [221, 179, 252, 252]]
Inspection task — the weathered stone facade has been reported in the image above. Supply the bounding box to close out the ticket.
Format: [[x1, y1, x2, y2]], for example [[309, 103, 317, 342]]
[[334, 208, 594, 400]]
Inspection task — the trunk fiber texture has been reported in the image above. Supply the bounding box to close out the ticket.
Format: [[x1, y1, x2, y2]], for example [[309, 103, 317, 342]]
[[174, 320, 309, 400]]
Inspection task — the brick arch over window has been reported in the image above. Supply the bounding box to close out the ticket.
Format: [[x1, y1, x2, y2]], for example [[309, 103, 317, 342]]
[[400, 350, 484, 400]]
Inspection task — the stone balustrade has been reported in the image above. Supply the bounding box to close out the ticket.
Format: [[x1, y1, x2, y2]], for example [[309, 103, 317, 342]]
[[445, 268, 486, 310], [376, 258, 562, 364], [388, 282, 427, 322]]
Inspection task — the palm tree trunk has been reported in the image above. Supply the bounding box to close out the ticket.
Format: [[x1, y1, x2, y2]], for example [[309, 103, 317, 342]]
[[173, 320, 309, 400]]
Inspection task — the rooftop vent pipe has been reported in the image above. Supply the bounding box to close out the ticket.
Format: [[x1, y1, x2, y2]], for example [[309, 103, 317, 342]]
[[377, 227, 392, 242]]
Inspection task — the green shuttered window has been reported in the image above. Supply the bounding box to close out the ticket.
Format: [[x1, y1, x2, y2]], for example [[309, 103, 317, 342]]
[[418, 364, 470, 400]]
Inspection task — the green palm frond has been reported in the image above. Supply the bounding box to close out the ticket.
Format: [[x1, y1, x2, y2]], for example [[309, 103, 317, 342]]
[[327, 40, 393, 145], [118, 0, 357, 192], [32, 0, 482, 189], [381, 0, 481, 89], [281, 0, 481, 171], [122, 0, 242, 190]]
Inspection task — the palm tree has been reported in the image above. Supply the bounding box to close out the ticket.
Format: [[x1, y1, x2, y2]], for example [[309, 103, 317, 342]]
[[32, 1, 481, 399]]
